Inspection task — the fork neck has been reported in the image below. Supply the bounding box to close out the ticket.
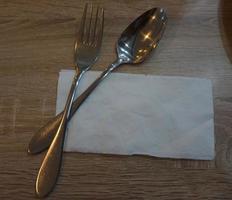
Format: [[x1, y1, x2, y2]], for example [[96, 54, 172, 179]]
[[64, 67, 85, 118]]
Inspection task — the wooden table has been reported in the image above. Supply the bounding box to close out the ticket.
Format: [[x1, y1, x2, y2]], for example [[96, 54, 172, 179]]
[[1, 0, 232, 199]]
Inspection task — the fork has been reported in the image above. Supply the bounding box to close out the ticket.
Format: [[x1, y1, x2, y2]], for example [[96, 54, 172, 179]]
[[35, 4, 104, 197]]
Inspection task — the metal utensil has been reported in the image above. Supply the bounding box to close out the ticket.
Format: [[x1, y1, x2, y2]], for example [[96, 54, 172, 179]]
[[28, 7, 167, 155], [35, 4, 104, 197]]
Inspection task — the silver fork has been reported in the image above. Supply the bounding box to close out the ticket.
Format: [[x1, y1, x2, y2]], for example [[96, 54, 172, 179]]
[[35, 4, 104, 197]]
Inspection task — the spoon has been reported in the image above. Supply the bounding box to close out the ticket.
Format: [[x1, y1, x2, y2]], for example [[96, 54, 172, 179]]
[[28, 7, 167, 154]]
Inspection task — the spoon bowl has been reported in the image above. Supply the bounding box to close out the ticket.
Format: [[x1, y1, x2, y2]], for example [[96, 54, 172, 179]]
[[117, 7, 167, 64]]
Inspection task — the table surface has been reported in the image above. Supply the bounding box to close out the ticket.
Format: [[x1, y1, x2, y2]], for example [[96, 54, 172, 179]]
[[1, 0, 232, 199]]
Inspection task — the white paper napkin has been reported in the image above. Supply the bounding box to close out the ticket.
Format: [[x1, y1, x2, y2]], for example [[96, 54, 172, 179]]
[[56, 70, 215, 160]]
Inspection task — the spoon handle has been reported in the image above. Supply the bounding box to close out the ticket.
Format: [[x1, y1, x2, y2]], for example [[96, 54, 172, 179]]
[[28, 60, 122, 154], [36, 70, 84, 197]]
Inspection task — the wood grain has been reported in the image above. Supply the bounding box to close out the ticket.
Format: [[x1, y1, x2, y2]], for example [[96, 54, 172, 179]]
[[0, 0, 232, 199]]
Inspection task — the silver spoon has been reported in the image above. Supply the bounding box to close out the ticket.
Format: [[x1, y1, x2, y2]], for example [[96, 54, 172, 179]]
[[28, 7, 167, 155]]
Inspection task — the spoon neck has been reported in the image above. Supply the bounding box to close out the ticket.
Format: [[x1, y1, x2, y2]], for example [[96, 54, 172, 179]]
[[108, 58, 124, 72]]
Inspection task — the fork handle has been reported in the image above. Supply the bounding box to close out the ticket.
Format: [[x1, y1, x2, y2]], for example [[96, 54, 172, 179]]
[[28, 59, 122, 154], [36, 69, 84, 197]]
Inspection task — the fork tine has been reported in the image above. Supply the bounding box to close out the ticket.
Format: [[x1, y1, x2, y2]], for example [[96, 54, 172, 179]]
[[91, 6, 99, 45], [78, 3, 88, 43], [86, 4, 93, 44], [95, 8, 104, 46]]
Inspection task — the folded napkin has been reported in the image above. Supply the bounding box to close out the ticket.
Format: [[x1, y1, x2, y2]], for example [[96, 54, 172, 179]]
[[56, 70, 215, 160]]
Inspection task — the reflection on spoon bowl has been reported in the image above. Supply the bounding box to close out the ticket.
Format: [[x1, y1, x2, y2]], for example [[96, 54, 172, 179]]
[[117, 7, 167, 64]]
